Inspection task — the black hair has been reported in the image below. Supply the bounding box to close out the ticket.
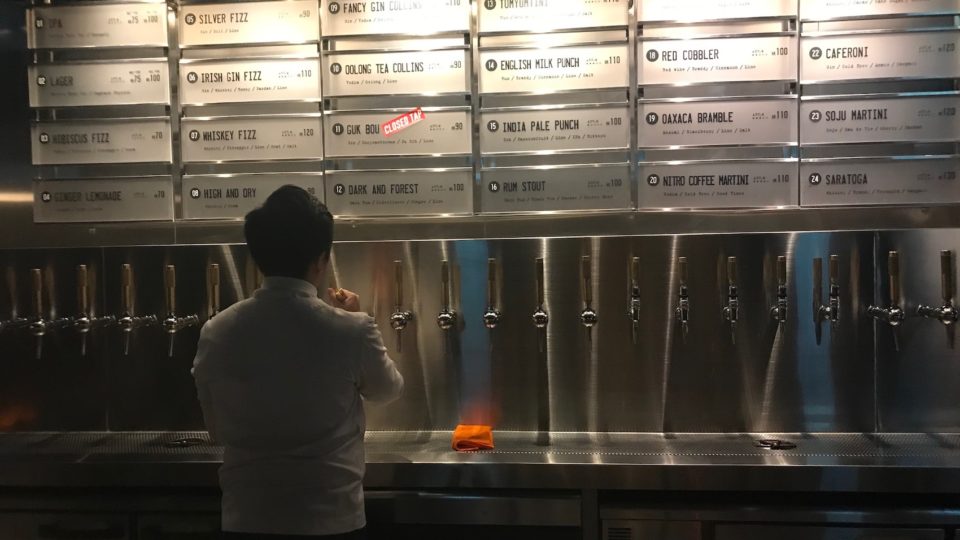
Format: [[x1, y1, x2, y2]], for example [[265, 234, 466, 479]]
[[244, 185, 333, 279]]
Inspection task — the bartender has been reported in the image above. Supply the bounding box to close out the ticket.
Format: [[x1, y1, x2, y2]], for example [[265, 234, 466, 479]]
[[193, 185, 404, 539]]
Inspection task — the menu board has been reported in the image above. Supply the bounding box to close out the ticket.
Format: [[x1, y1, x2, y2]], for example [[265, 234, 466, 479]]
[[182, 115, 323, 162], [479, 0, 629, 33], [179, 1, 320, 47], [640, 0, 796, 22], [321, 0, 470, 36], [31, 119, 172, 165], [801, 157, 960, 206], [481, 164, 632, 212], [180, 57, 321, 105], [801, 94, 959, 145], [639, 98, 797, 147], [481, 105, 629, 154], [323, 49, 469, 97], [27, 3, 168, 49], [801, 0, 960, 20], [639, 160, 798, 208], [34, 177, 173, 223], [326, 169, 473, 217], [801, 31, 960, 82], [182, 173, 324, 219], [28, 61, 170, 108], [480, 44, 629, 93], [325, 109, 471, 157], [640, 36, 797, 85]]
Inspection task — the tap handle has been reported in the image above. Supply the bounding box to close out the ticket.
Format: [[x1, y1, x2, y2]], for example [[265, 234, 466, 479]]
[[487, 258, 497, 308], [581, 256, 592, 306], [777, 256, 787, 288], [76, 264, 89, 315], [678, 257, 688, 289], [888, 251, 900, 304], [121, 264, 133, 314], [536, 257, 545, 307], [942, 250, 954, 302], [393, 260, 404, 308], [208, 263, 220, 317], [727, 256, 737, 288], [813, 257, 824, 314], [441, 260, 451, 308], [164, 265, 176, 315], [631, 256, 640, 289], [829, 255, 839, 288], [31, 268, 43, 318]]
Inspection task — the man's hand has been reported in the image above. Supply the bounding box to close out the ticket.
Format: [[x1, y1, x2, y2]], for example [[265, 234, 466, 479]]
[[326, 287, 361, 312]]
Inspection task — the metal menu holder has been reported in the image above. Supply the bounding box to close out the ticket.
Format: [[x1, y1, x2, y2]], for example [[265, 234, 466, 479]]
[[637, 14, 800, 210], [798, 6, 960, 206], [177, 1, 323, 220], [27, 1, 174, 223], [20, 0, 960, 223], [478, 21, 633, 214], [323, 24, 474, 217]]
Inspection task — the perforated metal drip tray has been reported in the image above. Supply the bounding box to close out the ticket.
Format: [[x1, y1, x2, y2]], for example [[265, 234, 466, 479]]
[[362, 431, 960, 463], [0, 432, 221, 463], [0, 431, 958, 465]]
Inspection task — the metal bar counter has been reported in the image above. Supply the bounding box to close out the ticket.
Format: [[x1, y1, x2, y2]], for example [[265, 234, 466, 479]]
[[1, 432, 959, 494]]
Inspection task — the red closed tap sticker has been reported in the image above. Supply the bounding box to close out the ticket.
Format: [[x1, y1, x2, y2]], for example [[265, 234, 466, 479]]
[[381, 107, 425, 137]]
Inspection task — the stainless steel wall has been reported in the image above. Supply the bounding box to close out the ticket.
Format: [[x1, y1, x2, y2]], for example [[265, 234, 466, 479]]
[[1, 230, 956, 434]]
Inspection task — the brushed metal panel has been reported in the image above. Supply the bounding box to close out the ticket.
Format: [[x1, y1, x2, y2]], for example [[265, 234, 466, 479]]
[[33, 178, 174, 224], [101, 246, 233, 430], [323, 49, 470, 97], [877, 230, 960, 432], [181, 173, 324, 220], [801, 157, 960, 207], [0, 249, 107, 431], [28, 60, 171, 109], [801, 32, 960, 83], [479, 44, 630, 94], [26, 3, 167, 49], [321, 0, 471, 36], [640, 0, 796, 22], [479, 0, 629, 33], [801, 0, 960, 20], [178, 1, 320, 47], [640, 36, 797, 86], [716, 524, 944, 540]]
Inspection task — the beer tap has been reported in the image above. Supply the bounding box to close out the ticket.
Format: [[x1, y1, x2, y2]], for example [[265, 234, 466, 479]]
[[770, 256, 788, 330], [532, 257, 549, 353], [482, 258, 501, 330], [117, 264, 157, 356], [675, 257, 690, 342], [0, 270, 27, 334], [27, 268, 49, 360], [161, 265, 199, 358], [580, 256, 598, 337], [389, 260, 414, 352], [61, 265, 114, 357], [628, 256, 641, 345], [917, 250, 958, 348], [722, 256, 739, 345], [436, 260, 457, 332], [813, 255, 840, 346], [207, 263, 221, 319], [868, 251, 905, 352]]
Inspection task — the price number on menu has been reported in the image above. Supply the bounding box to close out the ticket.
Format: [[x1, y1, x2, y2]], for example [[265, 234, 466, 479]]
[[772, 174, 790, 184], [432, 183, 465, 192], [753, 110, 790, 120], [281, 128, 316, 137], [278, 69, 314, 79], [753, 47, 789, 57], [154, 190, 166, 199], [606, 56, 621, 65], [607, 178, 623, 187], [124, 10, 161, 25], [608, 117, 622, 126]]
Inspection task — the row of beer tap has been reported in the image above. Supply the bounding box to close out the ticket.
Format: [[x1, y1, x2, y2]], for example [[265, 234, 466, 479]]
[[0, 250, 957, 359]]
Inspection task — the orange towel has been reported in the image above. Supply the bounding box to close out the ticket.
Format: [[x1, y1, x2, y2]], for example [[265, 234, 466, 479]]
[[452, 424, 494, 452]]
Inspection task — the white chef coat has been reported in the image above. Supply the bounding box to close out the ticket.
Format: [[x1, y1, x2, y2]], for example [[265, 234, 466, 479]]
[[192, 276, 404, 536]]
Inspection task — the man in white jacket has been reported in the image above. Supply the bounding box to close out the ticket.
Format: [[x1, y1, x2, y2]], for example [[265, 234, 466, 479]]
[[193, 185, 404, 539]]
